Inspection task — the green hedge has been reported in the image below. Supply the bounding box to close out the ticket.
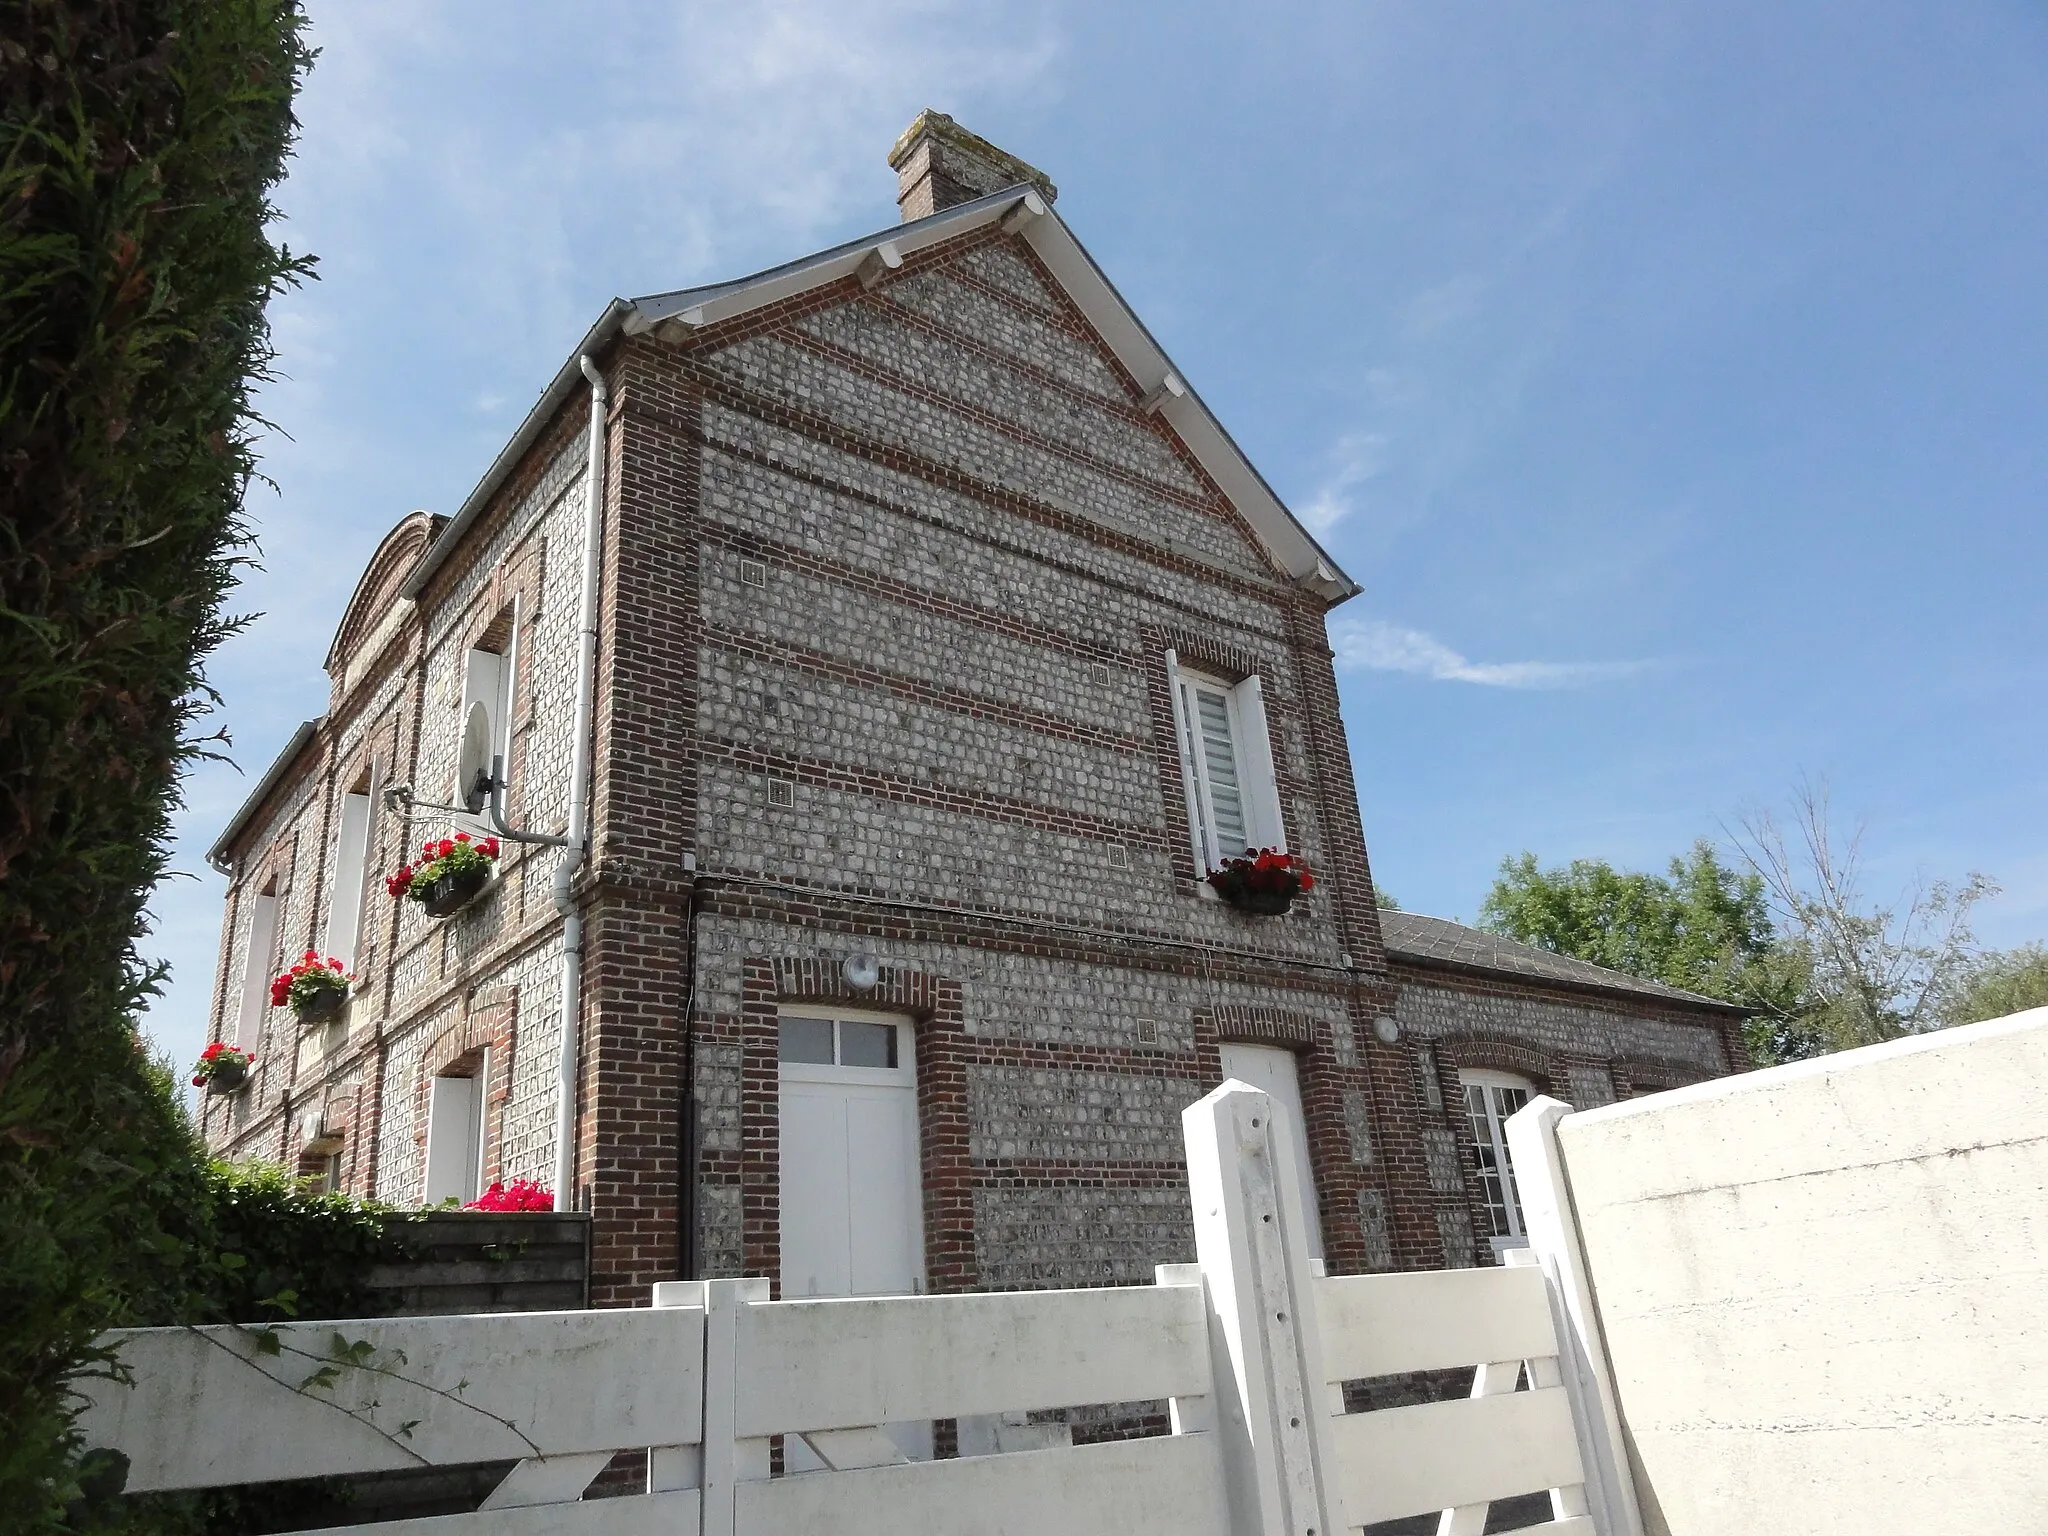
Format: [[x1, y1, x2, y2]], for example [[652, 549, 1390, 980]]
[[0, 1, 312, 1527]]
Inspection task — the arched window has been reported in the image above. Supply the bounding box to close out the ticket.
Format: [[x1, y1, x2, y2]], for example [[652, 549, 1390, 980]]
[[1461, 1068, 1534, 1254]]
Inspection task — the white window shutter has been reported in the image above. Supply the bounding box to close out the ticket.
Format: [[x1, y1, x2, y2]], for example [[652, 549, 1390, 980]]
[[1164, 649, 1214, 868], [423, 1072, 482, 1206], [325, 790, 372, 968], [234, 891, 279, 1049], [1231, 673, 1287, 853]]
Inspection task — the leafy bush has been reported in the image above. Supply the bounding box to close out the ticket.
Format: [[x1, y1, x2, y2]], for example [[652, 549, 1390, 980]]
[[0, 0, 312, 1525]]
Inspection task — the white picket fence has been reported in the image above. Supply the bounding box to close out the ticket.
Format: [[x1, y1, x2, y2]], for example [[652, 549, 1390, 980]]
[[77, 1083, 1642, 1536]]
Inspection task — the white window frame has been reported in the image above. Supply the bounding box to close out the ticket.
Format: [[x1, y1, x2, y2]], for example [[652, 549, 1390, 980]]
[[422, 1050, 489, 1206], [776, 1004, 919, 1092], [1165, 651, 1286, 872], [233, 887, 280, 1050], [1461, 1068, 1535, 1255]]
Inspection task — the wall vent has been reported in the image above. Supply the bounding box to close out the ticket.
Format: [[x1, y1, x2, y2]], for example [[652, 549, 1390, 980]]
[[1136, 1018, 1159, 1045], [1105, 844, 1129, 869], [767, 779, 794, 808], [1094, 664, 1115, 688], [740, 558, 768, 588]]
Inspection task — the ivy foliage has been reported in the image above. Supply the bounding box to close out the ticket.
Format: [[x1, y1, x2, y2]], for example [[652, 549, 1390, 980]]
[[0, 0, 312, 1526]]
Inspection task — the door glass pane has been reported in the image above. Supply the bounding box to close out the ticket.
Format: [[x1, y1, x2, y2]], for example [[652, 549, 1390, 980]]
[[839, 1020, 898, 1069], [779, 1017, 834, 1064], [1194, 687, 1248, 854]]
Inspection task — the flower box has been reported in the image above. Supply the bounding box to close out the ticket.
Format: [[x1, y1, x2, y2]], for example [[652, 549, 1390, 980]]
[[192, 1041, 255, 1094], [272, 952, 354, 1024], [292, 986, 349, 1025], [421, 864, 491, 918], [1206, 848, 1315, 917], [389, 832, 501, 919]]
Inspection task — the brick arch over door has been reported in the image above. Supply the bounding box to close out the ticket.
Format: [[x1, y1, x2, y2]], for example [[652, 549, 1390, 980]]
[[409, 987, 519, 1200], [739, 957, 973, 1295], [1194, 1000, 1389, 1277]]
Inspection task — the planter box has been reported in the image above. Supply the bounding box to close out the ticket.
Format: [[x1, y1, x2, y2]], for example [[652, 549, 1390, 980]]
[[292, 987, 349, 1025], [1219, 887, 1298, 916], [205, 1061, 249, 1095], [421, 865, 491, 918]]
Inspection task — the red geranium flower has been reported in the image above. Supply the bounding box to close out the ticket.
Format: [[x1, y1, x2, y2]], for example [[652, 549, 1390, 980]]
[[437, 838, 455, 857], [454, 831, 471, 843]]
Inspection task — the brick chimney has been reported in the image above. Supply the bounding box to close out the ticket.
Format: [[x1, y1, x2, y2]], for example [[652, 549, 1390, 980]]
[[888, 110, 1057, 223]]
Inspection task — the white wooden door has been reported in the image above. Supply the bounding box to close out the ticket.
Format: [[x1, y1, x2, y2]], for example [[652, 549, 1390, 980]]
[[1218, 1043, 1324, 1264], [779, 1009, 929, 1463]]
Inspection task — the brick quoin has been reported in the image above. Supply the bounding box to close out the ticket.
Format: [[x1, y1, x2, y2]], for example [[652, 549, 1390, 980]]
[[200, 117, 1747, 1322]]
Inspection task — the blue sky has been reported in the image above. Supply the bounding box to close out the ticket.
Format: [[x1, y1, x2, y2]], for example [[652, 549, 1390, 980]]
[[141, 0, 2048, 1070]]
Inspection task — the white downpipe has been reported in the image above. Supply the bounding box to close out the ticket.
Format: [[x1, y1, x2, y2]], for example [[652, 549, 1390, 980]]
[[551, 355, 607, 1207]]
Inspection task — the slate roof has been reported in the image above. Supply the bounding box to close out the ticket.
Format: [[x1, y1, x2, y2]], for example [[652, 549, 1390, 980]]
[[1378, 910, 1747, 1014]]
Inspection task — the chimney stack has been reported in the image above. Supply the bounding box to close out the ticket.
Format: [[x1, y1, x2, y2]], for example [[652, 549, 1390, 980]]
[[888, 110, 1057, 223]]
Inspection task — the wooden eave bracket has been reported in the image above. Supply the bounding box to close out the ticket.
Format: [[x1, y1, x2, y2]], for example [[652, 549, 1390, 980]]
[[1139, 372, 1187, 416], [857, 242, 904, 291], [1001, 189, 1050, 234]]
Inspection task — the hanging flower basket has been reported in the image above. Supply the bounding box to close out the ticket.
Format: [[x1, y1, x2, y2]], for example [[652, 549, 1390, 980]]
[[192, 1042, 255, 1095], [1206, 848, 1315, 916], [272, 952, 354, 1024], [388, 833, 500, 919]]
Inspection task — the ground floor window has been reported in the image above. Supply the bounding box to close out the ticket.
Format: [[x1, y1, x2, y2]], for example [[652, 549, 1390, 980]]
[[1461, 1069, 1533, 1255]]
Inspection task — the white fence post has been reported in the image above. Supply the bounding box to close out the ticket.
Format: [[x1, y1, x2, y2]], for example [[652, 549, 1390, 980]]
[[696, 1276, 772, 1536], [1506, 1096, 1645, 1536], [648, 1280, 708, 1498], [1183, 1080, 1340, 1536]]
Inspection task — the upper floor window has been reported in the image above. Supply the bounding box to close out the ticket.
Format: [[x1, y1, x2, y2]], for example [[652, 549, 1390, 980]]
[[1462, 1069, 1534, 1254], [1166, 653, 1286, 872], [456, 599, 520, 831], [458, 645, 508, 815]]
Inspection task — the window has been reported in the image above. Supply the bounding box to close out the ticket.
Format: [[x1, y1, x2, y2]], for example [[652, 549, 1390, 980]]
[[422, 1053, 488, 1205], [1166, 653, 1285, 871], [456, 602, 518, 828], [233, 885, 280, 1049], [324, 776, 376, 970], [1462, 1069, 1534, 1254], [778, 1016, 900, 1070]]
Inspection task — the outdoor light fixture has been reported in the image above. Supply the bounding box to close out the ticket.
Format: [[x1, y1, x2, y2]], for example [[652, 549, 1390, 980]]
[[1373, 1015, 1402, 1045], [842, 954, 881, 991]]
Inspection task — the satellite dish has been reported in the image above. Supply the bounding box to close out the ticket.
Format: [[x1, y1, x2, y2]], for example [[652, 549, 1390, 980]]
[[842, 954, 880, 991], [458, 703, 494, 814]]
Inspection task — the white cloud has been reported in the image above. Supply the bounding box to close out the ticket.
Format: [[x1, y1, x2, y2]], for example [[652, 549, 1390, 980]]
[[1299, 429, 1389, 534], [1330, 617, 1649, 689]]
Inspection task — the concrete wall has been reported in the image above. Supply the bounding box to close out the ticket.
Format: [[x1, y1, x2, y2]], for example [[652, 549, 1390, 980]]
[[1554, 1008, 2048, 1534]]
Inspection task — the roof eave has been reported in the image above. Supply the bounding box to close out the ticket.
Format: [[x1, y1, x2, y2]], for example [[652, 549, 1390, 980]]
[[1382, 945, 1754, 1016], [399, 299, 633, 602], [207, 719, 321, 874], [627, 187, 1360, 603]]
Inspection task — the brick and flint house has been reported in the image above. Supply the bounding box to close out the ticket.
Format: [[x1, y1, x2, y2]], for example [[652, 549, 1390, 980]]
[[200, 113, 1748, 1308]]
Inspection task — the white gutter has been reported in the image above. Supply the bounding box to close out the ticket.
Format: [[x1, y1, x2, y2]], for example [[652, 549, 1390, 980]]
[[551, 355, 608, 1207]]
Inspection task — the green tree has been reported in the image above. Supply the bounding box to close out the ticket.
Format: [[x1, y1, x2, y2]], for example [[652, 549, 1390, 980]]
[[1939, 945, 2048, 1026], [1479, 841, 1822, 1065], [0, 3, 312, 1524]]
